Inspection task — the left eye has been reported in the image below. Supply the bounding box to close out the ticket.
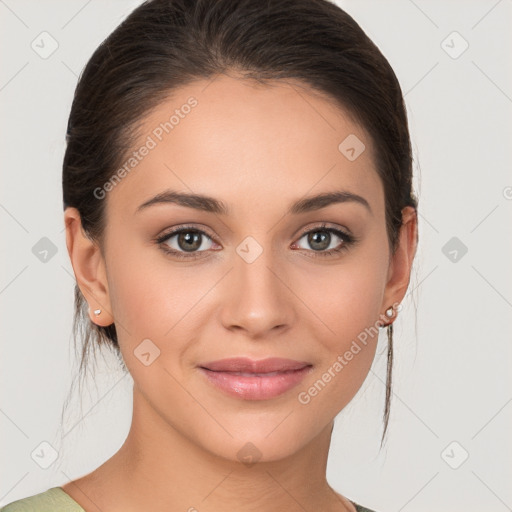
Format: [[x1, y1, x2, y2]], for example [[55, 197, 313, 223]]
[[293, 227, 350, 253]]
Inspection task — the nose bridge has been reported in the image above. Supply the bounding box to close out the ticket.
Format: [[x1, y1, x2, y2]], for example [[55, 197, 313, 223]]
[[220, 234, 293, 335]]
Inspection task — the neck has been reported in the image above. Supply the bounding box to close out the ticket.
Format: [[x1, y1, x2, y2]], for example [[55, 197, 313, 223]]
[[65, 384, 354, 512]]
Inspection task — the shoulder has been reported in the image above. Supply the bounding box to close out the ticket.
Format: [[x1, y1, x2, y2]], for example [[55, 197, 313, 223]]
[[0, 487, 85, 512], [336, 491, 379, 512], [351, 501, 380, 512]]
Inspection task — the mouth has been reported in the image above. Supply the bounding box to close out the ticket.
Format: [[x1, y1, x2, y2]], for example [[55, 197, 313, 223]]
[[198, 357, 313, 400]]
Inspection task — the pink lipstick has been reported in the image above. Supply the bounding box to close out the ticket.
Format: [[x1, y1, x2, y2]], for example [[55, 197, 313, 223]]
[[198, 357, 313, 400]]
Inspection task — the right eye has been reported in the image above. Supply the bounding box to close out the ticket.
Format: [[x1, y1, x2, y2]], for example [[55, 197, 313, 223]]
[[155, 226, 220, 259]]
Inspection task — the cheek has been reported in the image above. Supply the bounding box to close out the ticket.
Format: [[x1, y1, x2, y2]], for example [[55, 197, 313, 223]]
[[294, 241, 389, 348], [104, 241, 204, 362], [291, 238, 389, 411]]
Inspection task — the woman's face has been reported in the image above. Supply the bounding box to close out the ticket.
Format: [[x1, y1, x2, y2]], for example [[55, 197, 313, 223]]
[[69, 74, 415, 463]]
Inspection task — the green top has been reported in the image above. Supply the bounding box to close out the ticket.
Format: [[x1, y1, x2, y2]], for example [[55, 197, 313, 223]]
[[0, 487, 84, 511], [0, 486, 378, 512]]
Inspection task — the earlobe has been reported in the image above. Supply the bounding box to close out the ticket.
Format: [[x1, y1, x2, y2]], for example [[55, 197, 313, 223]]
[[64, 207, 114, 326]]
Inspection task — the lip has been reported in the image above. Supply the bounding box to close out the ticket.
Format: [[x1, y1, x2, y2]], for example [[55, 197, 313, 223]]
[[198, 357, 313, 400]]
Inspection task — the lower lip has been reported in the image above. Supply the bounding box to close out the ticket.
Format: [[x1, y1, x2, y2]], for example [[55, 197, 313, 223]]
[[199, 366, 312, 400]]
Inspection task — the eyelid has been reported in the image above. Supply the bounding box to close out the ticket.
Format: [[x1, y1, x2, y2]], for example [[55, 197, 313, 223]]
[[156, 222, 351, 245], [155, 223, 218, 243], [295, 221, 353, 239]]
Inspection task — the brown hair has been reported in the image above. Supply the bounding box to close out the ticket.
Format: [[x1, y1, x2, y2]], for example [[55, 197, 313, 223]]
[[62, 0, 418, 446]]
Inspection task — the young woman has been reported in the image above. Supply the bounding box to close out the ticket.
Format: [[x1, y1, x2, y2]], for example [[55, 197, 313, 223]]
[[1, 0, 417, 510]]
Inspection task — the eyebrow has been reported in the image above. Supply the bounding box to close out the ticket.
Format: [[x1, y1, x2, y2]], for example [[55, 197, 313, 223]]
[[136, 189, 372, 216]]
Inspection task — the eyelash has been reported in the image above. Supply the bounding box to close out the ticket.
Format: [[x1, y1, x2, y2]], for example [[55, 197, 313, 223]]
[[154, 223, 357, 260]]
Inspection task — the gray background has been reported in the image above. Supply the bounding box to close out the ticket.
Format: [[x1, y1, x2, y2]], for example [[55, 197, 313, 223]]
[[1, 1, 511, 511]]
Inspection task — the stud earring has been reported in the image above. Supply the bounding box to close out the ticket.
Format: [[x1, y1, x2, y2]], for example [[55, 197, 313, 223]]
[[94, 309, 102, 316], [385, 306, 394, 318]]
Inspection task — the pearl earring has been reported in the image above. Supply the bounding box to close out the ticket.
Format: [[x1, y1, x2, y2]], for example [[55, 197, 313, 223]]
[[385, 306, 394, 318], [94, 309, 102, 316]]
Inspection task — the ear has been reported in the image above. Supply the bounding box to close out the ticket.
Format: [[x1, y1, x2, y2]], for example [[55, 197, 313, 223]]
[[64, 207, 114, 327], [381, 206, 418, 321]]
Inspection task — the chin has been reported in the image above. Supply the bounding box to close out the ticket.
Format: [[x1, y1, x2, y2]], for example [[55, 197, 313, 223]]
[[194, 414, 327, 465]]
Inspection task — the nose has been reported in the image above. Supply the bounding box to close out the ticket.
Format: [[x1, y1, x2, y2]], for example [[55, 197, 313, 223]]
[[219, 244, 295, 338]]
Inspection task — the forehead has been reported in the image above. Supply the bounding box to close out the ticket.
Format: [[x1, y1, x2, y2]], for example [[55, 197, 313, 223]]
[[105, 74, 383, 219]]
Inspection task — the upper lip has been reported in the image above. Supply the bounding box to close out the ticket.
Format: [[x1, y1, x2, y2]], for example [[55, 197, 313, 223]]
[[199, 357, 312, 373]]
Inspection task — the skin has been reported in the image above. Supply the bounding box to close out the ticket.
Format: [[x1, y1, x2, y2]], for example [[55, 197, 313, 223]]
[[62, 73, 417, 512]]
